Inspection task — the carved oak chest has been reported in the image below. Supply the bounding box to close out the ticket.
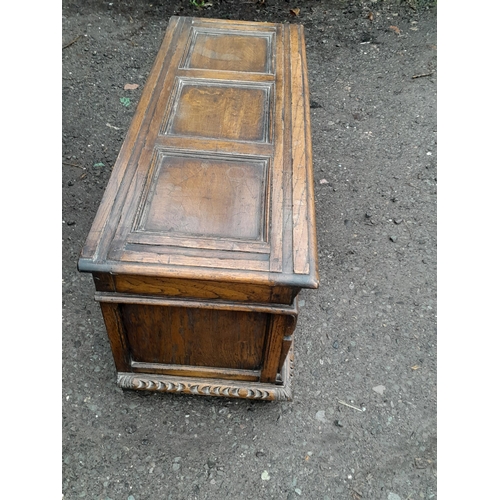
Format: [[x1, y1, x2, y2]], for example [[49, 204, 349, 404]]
[[78, 16, 318, 401]]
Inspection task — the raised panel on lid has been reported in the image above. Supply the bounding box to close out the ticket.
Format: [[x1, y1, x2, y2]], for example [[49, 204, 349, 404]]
[[164, 80, 272, 142], [183, 29, 273, 73], [136, 152, 268, 241]]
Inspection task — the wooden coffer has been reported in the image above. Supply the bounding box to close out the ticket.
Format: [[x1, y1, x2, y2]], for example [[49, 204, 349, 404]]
[[78, 16, 318, 401]]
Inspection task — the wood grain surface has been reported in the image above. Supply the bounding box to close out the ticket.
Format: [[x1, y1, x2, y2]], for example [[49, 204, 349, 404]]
[[78, 17, 318, 399], [78, 16, 318, 289]]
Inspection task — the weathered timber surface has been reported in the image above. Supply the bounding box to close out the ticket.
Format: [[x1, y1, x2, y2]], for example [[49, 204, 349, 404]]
[[78, 16, 318, 400]]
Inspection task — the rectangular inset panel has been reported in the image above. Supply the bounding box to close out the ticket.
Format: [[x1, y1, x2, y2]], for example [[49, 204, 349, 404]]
[[136, 152, 269, 241], [121, 304, 268, 370], [182, 28, 273, 73], [164, 79, 272, 142]]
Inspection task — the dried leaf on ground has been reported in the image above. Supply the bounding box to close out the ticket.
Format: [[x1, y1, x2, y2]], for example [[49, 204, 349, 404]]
[[319, 179, 329, 184], [290, 8, 300, 16], [414, 457, 433, 469], [124, 83, 139, 90], [367, 12, 374, 21], [389, 25, 401, 35]]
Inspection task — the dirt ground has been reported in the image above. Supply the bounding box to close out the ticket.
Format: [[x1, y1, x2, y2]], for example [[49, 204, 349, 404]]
[[62, 1, 437, 498]]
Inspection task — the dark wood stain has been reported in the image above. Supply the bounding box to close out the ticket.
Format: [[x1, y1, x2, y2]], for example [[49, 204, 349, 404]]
[[78, 16, 318, 400]]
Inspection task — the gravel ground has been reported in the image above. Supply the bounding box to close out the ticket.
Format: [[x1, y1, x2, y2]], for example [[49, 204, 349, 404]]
[[59, 1, 438, 498]]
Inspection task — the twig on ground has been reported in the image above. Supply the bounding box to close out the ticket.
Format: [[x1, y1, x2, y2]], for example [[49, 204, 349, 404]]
[[403, 219, 413, 239], [412, 72, 433, 79], [406, 0, 417, 11], [338, 400, 364, 412], [62, 35, 81, 50]]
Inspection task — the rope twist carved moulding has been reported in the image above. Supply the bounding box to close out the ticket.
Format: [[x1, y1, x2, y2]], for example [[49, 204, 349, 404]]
[[117, 370, 293, 401]]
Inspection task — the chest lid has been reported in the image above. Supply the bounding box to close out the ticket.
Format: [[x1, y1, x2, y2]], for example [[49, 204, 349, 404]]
[[78, 16, 318, 289]]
